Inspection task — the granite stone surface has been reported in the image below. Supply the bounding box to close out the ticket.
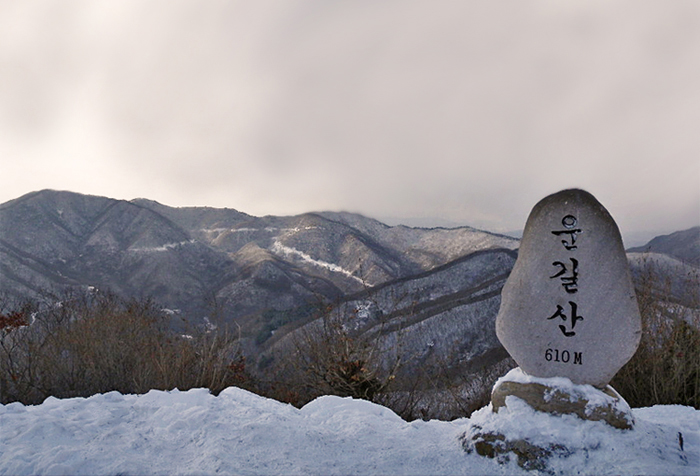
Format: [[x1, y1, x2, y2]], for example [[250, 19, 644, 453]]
[[496, 189, 641, 387]]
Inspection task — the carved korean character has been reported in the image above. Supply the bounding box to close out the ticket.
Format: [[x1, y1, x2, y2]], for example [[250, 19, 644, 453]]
[[550, 258, 579, 293], [547, 301, 584, 337], [551, 215, 582, 250]]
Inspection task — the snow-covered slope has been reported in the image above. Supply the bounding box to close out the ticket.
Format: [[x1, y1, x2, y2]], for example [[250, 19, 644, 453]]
[[628, 226, 700, 267], [627, 252, 700, 305], [1, 386, 697, 475], [0, 190, 517, 328]]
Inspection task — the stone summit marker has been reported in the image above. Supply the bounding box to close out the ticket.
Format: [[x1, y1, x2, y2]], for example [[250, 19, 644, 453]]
[[462, 189, 643, 470], [496, 188, 641, 388]]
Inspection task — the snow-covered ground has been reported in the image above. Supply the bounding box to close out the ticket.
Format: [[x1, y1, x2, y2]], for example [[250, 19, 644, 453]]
[[0, 385, 697, 475]]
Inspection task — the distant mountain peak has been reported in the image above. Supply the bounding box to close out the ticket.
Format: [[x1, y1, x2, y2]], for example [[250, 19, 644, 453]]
[[627, 226, 700, 266]]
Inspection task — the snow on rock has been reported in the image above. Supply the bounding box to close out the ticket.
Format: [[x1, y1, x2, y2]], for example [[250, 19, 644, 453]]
[[0, 386, 698, 475], [494, 367, 632, 418], [464, 368, 694, 472], [466, 398, 698, 475]]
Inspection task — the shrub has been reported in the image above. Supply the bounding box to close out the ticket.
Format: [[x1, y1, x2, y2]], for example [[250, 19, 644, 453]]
[[612, 259, 700, 408], [0, 290, 252, 405], [289, 301, 402, 402]]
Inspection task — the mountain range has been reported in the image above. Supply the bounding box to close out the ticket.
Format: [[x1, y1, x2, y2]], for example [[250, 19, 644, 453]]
[[0, 190, 696, 378], [628, 226, 700, 267]]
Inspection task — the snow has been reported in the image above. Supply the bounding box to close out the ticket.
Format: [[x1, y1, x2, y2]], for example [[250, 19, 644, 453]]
[[271, 240, 366, 285], [494, 367, 628, 413], [130, 240, 195, 252], [1, 386, 697, 475], [201, 226, 319, 234], [465, 398, 697, 475]]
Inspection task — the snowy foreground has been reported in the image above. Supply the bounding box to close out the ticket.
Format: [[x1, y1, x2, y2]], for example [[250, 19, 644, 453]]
[[1, 385, 698, 476]]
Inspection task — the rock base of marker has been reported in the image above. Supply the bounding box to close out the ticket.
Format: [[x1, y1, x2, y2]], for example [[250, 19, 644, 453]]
[[460, 368, 635, 471], [491, 378, 634, 430], [460, 428, 573, 472]]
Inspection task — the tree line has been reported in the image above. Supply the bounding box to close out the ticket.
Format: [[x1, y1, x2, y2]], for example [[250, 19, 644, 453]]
[[1, 257, 698, 419]]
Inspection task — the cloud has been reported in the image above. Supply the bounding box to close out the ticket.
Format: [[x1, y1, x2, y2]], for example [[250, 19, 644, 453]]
[[0, 0, 698, 244]]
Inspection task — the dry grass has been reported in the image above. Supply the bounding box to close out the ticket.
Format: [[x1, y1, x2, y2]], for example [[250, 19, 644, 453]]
[[0, 291, 251, 405], [3, 254, 696, 416], [612, 259, 700, 408]]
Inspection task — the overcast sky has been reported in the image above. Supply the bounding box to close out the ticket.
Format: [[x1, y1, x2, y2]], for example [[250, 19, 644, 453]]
[[1, 1, 698, 246]]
